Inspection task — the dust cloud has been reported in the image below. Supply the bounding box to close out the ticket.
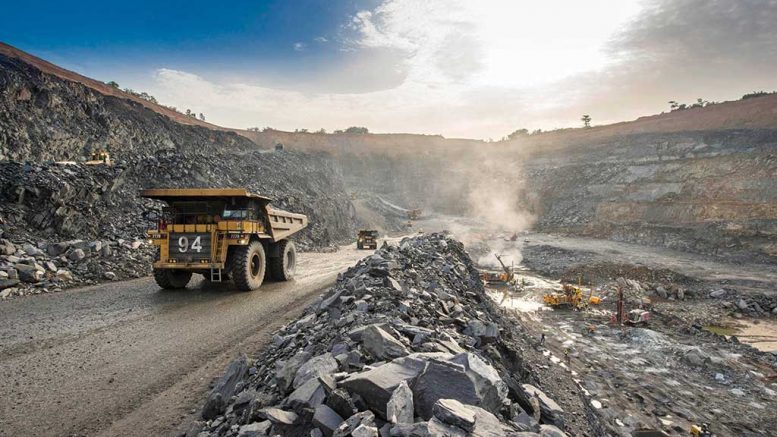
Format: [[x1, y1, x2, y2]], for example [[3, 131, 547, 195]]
[[440, 147, 536, 269]]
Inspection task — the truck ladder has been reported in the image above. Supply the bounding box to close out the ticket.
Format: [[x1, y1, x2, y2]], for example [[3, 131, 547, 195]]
[[211, 232, 224, 282], [210, 267, 222, 282]]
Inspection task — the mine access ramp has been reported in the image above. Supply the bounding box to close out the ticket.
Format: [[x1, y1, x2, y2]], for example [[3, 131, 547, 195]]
[[141, 188, 308, 291]]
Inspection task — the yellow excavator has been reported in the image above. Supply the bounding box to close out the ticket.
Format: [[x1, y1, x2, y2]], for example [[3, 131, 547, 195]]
[[479, 254, 514, 285], [543, 282, 601, 309]]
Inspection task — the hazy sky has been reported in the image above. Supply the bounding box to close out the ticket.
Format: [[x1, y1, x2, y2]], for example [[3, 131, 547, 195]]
[[3, 0, 777, 138]]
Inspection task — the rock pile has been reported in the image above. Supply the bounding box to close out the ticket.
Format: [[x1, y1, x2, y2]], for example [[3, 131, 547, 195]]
[[0, 236, 152, 299], [0, 149, 356, 299], [189, 233, 569, 437]]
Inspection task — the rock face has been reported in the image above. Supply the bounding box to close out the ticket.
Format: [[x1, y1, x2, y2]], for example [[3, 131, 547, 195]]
[[190, 234, 566, 437], [336, 130, 777, 264], [0, 51, 356, 284]]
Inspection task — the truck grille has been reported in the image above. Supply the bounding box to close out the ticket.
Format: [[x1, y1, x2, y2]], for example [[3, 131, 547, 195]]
[[168, 233, 212, 262]]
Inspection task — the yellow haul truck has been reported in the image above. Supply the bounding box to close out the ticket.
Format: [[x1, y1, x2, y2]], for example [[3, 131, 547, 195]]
[[141, 188, 308, 291]]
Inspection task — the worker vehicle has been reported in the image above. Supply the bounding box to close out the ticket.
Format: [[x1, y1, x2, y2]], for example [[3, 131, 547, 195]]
[[357, 230, 379, 250], [141, 188, 308, 291], [624, 309, 651, 326], [479, 254, 514, 285], [690, 423, 712, 437], [543, 284, 601, 309], [85, 150, 112, 165]]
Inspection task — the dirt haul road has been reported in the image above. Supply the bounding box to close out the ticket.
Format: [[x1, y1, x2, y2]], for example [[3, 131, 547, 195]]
[[0, 245, 368, 437]]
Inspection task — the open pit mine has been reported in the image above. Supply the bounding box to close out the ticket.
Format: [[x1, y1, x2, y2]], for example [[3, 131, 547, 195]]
[[0, 41, 775, 437]]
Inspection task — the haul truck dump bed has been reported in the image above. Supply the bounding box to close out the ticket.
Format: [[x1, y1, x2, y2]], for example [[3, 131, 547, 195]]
[[141, 188, 308, 291]]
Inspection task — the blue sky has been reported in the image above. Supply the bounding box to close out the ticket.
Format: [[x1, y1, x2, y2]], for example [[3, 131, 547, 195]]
[[2, 0, 776, 138], [1, 1, 380, 85]]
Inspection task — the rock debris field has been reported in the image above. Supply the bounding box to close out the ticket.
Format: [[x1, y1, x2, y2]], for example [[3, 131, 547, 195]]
[[0, 150, 354, 300], [188, 233, 580, 437]]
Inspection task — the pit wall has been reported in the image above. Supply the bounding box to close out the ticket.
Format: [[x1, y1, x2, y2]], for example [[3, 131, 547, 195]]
[[332, 130, 777, 264]]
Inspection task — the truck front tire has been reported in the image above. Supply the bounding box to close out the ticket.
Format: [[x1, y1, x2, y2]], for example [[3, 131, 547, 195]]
[[154, 269, 192, 289], [270, 240, 296, 281], [232, 241, 266, 291]]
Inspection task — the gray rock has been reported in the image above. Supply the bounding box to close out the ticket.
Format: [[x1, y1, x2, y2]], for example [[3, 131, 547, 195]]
[[237, 421, 272, 437], [413, 359, 472, 420], [276, 351, 312, 393], [68, 248, 86, 261], [333, 411, 375, 437], [655, 286, 668, 299], [293, 353, 338, 389], [352, 424, 379, 437], [710, 289, 726, 298], [5, 268, 18, 280], [326, 389, 359, 419], [22, 243, 44, 257], [432, 399, 476, 431], [263, 407, 299, 425], [518, 385, 565, 429], [386, 380, 414, 424], [313, 405, 344, 437], [0, 278, 20, 290], [103, 271, 117, 280], [56, 269, 73, 281], [683, 348, 711, 368], [413, 353, 506, 419], [202, 354, 250, 420], [286, 377, 327, 409], [362, 325, 410, 360], [0, 239, 15, 255], [16, 264, 43, 283], [737, 298, 749, 310], [341, 354, 444, 418]]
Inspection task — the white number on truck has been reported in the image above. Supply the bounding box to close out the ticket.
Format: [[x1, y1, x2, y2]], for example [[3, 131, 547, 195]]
[[177, 235, 203, 253], [191, 236, 202, 252], [178, 236, 189, 252]]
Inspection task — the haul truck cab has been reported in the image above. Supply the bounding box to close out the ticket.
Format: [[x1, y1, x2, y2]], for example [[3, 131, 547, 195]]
[[140, 188, 308, 291]]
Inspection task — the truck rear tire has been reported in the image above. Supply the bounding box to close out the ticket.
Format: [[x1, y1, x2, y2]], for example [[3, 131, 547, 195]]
[[154, 269, 192, 289], [232, 241, 266, 291], [270, 240, 296, 281]]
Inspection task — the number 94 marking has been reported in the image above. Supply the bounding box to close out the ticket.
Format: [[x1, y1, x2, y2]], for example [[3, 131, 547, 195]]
[[178, 236, 203, 253]]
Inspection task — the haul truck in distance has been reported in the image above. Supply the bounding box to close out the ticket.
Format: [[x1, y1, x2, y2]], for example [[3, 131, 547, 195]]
[[141, 188, 308, 291]]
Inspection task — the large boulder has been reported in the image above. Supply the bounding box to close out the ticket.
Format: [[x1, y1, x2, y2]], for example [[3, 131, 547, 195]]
[[293, 353, 338, 389], [517, 384, 565, 429], [413, 353, 507, 419], [341, 354, 446, 418], [362, 324, 410, 361]]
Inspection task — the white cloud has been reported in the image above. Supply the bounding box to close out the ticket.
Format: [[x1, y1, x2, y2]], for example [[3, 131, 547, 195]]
[[313, 36, 328, 43], [141, 1, 777, 138], [293, 42, 306, 51]]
